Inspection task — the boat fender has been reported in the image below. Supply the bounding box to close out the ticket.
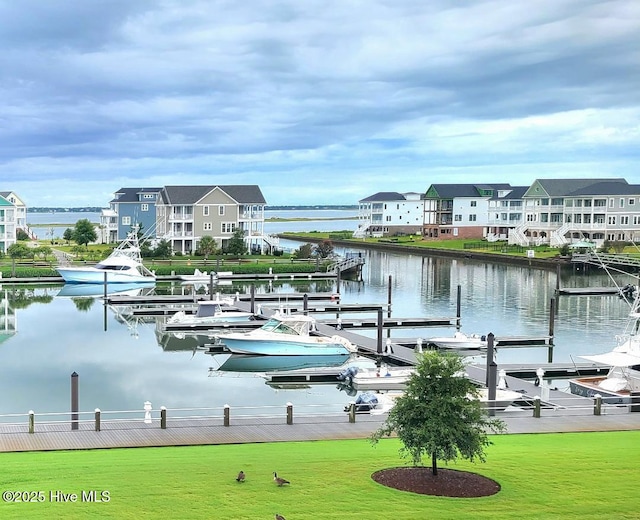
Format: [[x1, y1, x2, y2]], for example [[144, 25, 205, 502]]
[[534, 377, 540, 387]]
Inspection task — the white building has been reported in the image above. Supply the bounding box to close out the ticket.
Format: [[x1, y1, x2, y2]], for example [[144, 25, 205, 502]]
[[355, 192, 423, 238]]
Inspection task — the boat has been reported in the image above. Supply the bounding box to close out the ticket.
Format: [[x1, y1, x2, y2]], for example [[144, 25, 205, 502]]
[[568, 351, 640, 404], [348, 387, 522, 415], [178, 268, 218, 283], [426, 331, 488, 350], [56, 231, 155, 284], [341, 365, 415, 391], [217, 313, 357, 356], [165, 299, 255, 327]]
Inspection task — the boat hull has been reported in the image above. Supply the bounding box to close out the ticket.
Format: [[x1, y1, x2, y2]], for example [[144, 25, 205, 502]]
[[221, 336, 353, 356], [56, 267, 154, 284], [215, 354, 351, 373], [568, 379, 630, 404]]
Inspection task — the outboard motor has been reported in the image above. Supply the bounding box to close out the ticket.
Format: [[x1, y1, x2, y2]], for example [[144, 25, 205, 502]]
[[354, 392, 379, 412], [337, 366, 359, 382]]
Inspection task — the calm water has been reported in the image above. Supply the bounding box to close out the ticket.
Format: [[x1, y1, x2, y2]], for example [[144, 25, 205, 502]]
[[0, 244, 635, 418], [27, 209, 359, 239]]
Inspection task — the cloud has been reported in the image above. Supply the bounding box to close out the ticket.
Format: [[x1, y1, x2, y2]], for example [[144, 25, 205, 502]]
[[1, 0, 639, 206]]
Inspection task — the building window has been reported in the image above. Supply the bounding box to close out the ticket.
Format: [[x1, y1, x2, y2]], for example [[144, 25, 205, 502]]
[[203, 206, 210, 216], [141, 204, 149, 212], [454, 214, 462, 221], [620, 198, 625, 208], [470, 201, 477, 207], [469, 214, 477, 222], [221, 222, 236, 233], [608, 216, 617, 225], [621, 216, 629, 225], [203, 222, 212, 231], [122, 216, 131, 225], [609, 198, 615, 208], [629, 198, 635, 205], [219, 206, 225, 216]]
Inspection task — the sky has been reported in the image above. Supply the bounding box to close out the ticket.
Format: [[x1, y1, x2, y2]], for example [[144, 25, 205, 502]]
[[1, 0, 639, 208]]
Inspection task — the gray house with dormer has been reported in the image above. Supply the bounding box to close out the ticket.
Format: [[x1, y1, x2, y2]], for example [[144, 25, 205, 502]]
[[155, 185, 269, 254]]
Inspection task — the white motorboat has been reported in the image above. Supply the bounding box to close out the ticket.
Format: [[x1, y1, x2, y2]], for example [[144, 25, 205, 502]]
[[218, 313, 357, 356], [426, 331, 488, 350], [165, 298, 255, 327], [349, 387, 522, 415], [178, 268, 218, 283], [344, 366, 415, 391], [56, 231, 155, 284]]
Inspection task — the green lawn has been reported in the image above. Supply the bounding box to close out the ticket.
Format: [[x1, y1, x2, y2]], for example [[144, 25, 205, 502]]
[[1, 432, 638, 519]]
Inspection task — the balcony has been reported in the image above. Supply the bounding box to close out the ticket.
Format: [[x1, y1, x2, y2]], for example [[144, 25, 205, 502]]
[[169, 212, 194, 222]]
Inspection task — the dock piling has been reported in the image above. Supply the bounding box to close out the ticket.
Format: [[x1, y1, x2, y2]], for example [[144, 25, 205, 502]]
[[224, 404, 230, 426], [95, 409, 101, 431], [160, 406, 167, 429], [456, 285, 462, 328], [594, 395, 602, 416], [28, 410, 34, 434], [71, 372, 79, 431], [286, 403, 293, 425]]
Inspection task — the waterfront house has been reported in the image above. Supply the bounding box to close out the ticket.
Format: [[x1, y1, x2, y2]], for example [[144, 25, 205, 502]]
[[104, 187, 163, 243], [0, 191, 33, 251], [354, 192, 423, 238], [422, 183, 512, 240], [486, 186, 528, 242], [510, 178, 640, 247], [154, 185, 270, 255]]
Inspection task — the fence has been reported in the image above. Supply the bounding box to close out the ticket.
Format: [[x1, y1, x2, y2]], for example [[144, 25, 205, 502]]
[[0, 395, 637, 435]]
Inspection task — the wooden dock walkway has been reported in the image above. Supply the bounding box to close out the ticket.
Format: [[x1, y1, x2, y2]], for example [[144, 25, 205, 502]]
[[2, 406, 640, 453]]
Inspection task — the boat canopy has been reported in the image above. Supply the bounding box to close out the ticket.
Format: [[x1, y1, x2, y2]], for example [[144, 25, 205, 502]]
[[581, 351, 640, 368]]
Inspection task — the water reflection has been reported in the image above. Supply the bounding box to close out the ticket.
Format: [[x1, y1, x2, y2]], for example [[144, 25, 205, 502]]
[[0, 251, 637, 416]]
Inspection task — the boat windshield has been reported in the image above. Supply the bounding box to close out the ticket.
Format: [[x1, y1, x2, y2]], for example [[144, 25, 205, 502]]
[[196, 304, 222, 318], [260, 318, 305, 335], [95, 264, 134, 272]]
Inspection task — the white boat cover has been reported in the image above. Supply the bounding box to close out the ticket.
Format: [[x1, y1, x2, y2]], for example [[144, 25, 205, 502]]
[[580, 352, 640, 367]]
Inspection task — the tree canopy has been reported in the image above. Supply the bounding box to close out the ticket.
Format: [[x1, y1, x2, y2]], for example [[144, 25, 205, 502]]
[[197, 235, 218, 259], [371, 351, 506, 475], [314, 239, 334, 258], [72, 219, 98, 248], [227, 229, 248, 256]]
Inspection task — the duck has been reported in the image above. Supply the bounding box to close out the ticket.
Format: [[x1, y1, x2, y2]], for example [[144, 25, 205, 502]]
[[235, 470, 245, 483], [273, 472, 290, 486], [275, 514, 286, 520]]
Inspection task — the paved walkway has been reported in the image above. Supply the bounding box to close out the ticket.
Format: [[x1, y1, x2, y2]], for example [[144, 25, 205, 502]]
[[1, 408, 639, 453]]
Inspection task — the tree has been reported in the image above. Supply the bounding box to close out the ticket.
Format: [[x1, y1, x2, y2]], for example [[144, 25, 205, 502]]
[[7, 242, 33, 277], [227, 229, 248, 256], [197, 235, 218, 259], [152, 239, 172, 259], [33, 245, 52, 262], [314, 239, 334, 259], [72, 219, 97, 249], [371, 351, 506, 476], [293, 243, 314, 259], [63, 228, 74, 245]]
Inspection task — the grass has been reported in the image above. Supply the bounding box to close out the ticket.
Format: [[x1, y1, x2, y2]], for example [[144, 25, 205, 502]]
[[1, 433, 639, 519]]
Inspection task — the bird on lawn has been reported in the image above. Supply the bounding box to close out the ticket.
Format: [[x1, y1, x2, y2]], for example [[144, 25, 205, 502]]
[[273, 472, 290, 486], [275, 514, 286, 520], [235, 470, 245, 483]]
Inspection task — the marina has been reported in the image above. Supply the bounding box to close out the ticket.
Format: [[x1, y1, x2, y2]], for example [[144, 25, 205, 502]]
[[3, 232, 640, 449]]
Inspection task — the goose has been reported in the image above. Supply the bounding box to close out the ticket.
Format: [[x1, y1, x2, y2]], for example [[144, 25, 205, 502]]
[[273, 472, 290, 486], [236, 470, 245, 482], [275, 514, 286, 520]]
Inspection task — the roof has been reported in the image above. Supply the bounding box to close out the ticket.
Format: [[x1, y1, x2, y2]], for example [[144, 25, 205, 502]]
[[359, 192, 407, 202], [526, 178, 629, 197], [160, 185, 266, 205], [0, 195, 13, 207], [111, 187, 162, 203], [426, 184, 512, 199], [490, 186, 529, 200]]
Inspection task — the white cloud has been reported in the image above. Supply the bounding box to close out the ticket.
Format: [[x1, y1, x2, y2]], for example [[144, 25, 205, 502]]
[[1, 0, 639, 206]]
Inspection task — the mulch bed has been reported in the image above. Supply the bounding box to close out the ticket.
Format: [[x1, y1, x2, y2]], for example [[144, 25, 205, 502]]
[[372, 466, 501, 498]]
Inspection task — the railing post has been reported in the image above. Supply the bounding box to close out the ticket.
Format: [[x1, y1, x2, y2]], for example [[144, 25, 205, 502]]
[[95, 408, 101, 431], [224, 404, 230, 426], [286, 402, 293, 425], [28, 410, 35, 434], [348, 402, 356, 423], [160, 406, 167, 429], [594, 395, 602, 416], [533, 396, 541, 418]]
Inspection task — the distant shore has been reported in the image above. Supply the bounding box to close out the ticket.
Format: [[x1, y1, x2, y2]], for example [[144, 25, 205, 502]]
[[29, 216, 358, 229]]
